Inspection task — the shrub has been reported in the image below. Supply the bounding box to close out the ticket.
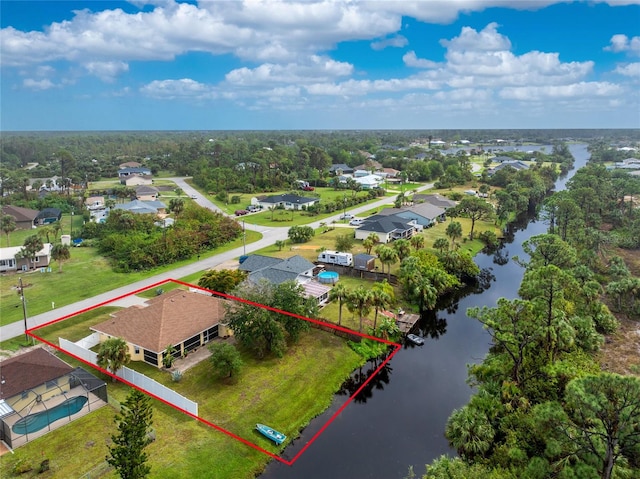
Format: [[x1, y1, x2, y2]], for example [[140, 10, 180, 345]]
[[171, 370, 183, 382], [230, 195, 241, 204]]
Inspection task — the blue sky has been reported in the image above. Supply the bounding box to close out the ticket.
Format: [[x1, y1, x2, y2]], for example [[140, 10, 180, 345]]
[[1, 0, 639, 131]]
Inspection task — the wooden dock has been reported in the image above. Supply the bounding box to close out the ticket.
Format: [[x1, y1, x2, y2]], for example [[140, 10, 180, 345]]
[[395, 312, 420, 334]]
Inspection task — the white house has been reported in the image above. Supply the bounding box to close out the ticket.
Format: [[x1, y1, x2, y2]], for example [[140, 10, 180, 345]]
[[0, 243, 53, 273], [354, 174, 384, 190]]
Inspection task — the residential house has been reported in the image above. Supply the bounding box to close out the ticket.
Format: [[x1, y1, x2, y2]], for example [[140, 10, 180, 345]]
[[354, 214, 417, 243], [412, 193, 458, 210], [239, 254, 330, 303], [329, 164, 354, 176], [376, 202, 447, 228], [135, 185, 160, 201], [1, 205, 38, 230], [113, 199, 166, 216], [382, 168, 400, 178], [117, 166, 152, 178], [492, 155, 516, 163], [119, 161, 142, 169], [487, 160, 530, 176], [85, 196, 105, 211], [91, 289, 227, 368], [354, 159, 382, 172], [353, 174, 384, 190], [123, 175, 153, 187], [613, 158, 640, 169], [35, 207, 62, 225], [256, 194, 319, 211], [0, 348, 107, 448], [0, 243, 52, 272]]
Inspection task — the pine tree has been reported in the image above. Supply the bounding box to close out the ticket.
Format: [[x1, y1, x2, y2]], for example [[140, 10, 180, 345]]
[[107, 389, 154, 479]]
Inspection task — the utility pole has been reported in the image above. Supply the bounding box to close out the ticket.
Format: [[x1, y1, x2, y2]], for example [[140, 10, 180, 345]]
[[17, 277, 29, 342]]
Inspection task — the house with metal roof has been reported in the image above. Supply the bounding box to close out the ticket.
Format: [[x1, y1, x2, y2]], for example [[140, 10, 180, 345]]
[[117, 166, 152, 178], [329, 163, 354, 175], [0, 243, 53, 273]]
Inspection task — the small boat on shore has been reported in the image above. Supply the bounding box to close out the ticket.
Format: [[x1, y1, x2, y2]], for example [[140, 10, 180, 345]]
[[256, 423, 287, 445], [406, 333, 424, 346]]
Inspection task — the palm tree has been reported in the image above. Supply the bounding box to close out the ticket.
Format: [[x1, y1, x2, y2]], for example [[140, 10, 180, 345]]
[[51, 220, 63, 240], [433, 237, 449, 253], [392, 239, 411, 262], [51, 243, 70, 272], [168, 197, 185, 221], [370, 281, 395, 331], [328, 283, 349, 327], [363, 233, 379, 254], [410, 235, 425, 251], [96, 337, 131, 382], [1, 214, 16, 246], [375, 244, 399, 280], [18, 235, 44, 269], [348, 286, 373, 332], [446, 221, 463, 250], [38, 225, 53, 243], [445, 405, 495, 460], [275, 240, 286, 251]]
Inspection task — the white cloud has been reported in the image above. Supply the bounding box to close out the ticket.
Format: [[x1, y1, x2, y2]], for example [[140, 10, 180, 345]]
[[499, 82, 623, 101], [403, 51, 438, 69], [441, 22, 511, 52], [371, 35, 408, 51], [614, 62, 640, 77], [225, 55, 353, 85], [140, 78, 217, 100], [604, 34, 640, 55], [23, 78, 55, 90], [84, 61, 129, 82]]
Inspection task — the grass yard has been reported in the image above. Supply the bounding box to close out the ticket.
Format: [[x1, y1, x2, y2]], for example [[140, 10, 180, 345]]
[[1, 329, 363, 479], [0, 230, 262, 327]]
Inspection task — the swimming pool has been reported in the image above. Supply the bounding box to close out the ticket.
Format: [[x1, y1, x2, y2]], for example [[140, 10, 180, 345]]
[[12, 396, 88, 435], [318, 271, 339, 284]]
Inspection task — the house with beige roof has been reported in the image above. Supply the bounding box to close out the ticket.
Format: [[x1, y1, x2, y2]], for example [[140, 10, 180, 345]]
[[91, 289, 228, 368]]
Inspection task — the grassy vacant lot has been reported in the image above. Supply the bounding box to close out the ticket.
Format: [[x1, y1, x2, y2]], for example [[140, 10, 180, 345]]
[[0, 229, 261, 326], [2, 327, 363, 479]]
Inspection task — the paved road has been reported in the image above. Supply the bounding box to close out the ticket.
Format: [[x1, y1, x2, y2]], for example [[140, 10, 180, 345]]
[[0, 182, 433, 341]]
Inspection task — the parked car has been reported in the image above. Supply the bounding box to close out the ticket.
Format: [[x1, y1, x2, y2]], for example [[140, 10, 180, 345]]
[[247, 205, 261, 212], [190, 194, 198, 199], [302, 186, 315, 191], [349, 218, 364, 226], [235, 209, 249, 216], [340, 213, 354, 220]]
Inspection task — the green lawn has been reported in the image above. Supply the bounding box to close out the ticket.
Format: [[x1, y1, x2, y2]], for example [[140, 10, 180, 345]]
[[0, 229, 262, 326], [1, 329, 363, 479]]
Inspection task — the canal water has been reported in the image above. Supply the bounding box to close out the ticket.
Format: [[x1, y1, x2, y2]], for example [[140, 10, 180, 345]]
[[261, 145, 589, 479]]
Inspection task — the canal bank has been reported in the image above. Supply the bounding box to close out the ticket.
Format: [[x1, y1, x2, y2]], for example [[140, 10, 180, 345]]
[[260, 144, 590, 479]]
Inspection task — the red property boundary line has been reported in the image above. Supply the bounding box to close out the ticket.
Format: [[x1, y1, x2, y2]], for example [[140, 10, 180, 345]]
[[28, 278, 401, 466]]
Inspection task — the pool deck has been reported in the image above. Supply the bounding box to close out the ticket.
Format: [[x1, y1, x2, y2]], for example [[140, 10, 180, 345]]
[[2, 387, 107, 449]]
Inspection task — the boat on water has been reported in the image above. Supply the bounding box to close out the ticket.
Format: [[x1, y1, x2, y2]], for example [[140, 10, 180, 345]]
[[256, 423, 287, 445], [406, 333, 424, 346]]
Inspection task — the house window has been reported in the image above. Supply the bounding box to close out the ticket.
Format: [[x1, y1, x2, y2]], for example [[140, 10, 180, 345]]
[[33, 257, 40, 263], [134, 346, 140, 354]]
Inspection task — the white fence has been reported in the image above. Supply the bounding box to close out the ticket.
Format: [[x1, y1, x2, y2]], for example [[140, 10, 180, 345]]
[[75, 332, 101, 349], [59, 338, 198, 416]]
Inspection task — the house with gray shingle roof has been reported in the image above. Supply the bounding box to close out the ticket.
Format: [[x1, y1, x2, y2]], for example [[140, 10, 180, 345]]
[[239, 254, 330, 303], [256, 194, 319, 210], [354, 214, 417, 243], [487, 161, 530, 176], [375, 202, 446, 227], [113, 199, 166, 215], [329, 164, 354, 175]]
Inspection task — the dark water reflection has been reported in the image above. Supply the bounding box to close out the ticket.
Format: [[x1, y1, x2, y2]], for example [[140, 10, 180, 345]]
[[261, 145, 589, 479]]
